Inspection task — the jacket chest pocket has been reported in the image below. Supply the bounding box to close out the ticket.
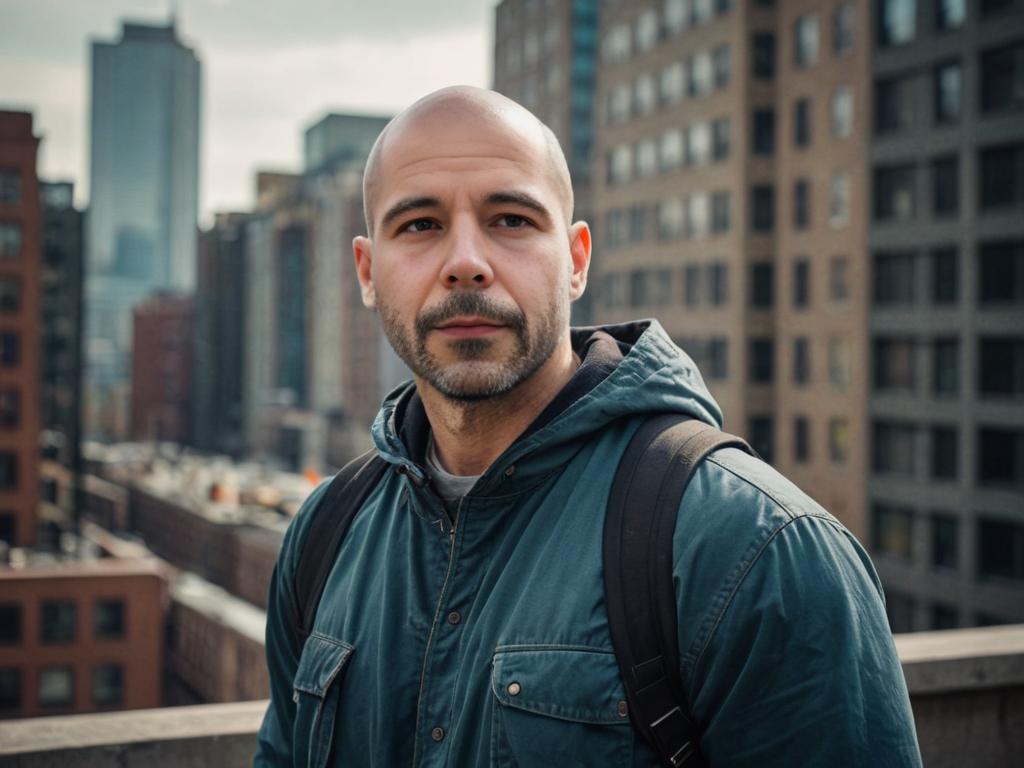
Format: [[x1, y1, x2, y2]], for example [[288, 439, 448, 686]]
[[489, 645, 636, 768], [292, 634, 354, 768]]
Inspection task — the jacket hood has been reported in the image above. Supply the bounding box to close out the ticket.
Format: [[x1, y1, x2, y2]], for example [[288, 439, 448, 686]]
[[370, 319, 722, 491]]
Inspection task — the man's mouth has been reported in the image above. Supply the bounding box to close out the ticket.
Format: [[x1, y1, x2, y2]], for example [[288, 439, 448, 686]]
[[434, 316, 506, 338]]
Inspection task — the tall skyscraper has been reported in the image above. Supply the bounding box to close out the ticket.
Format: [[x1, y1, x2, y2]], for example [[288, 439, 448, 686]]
[[85, 20, 200, 440]]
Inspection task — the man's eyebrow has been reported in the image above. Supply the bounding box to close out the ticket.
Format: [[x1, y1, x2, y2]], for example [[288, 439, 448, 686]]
[[485, 191, 552, 223], [380, 196, 440, 231]]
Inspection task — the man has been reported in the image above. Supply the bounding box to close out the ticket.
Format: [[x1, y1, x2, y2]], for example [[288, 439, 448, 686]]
[[256, 86, 922, 767]]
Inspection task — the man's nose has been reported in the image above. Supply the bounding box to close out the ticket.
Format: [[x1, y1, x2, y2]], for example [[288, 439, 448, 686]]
[[440, 218, 494, 288]]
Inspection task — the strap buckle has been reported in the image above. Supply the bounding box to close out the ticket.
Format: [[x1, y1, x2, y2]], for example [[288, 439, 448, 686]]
[[650, 706, 698, 767]]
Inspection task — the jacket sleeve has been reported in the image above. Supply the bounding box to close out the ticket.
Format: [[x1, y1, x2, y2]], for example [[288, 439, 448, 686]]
[[685, 514, 923, 767], [254, 481, 333, 768]]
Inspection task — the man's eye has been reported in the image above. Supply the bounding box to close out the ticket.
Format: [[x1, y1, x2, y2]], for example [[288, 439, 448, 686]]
[[497, 214, 529, 228], [403, 219, 437, 233]]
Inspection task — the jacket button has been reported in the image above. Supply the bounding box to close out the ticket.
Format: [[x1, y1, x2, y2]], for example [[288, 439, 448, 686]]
[[507, 682, 521, 696], [447, 610, 461, 625], [431, 726, 445, 742], [617, 700, 628, 718], [504, 464, 515, 477]]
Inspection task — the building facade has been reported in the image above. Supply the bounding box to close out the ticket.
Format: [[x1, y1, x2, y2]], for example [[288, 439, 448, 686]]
[[130, 293, 193, 444], [85, 20, 200, 441]]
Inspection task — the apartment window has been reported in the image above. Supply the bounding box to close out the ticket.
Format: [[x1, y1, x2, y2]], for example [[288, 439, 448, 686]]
[[752, 33, 776, 79], [707, 338, 728, 379], [636, 9, 659, 52], [40, 601, 76, 644], [875, 76, 914, 134], [686, 122, 711, 166], [0, 277, 20, 313], [658, 62, 685, 106], [875, 165, 916, 222], [750, 339, 774, 383], [636, 139, 658, 178], [0, 332, 18, 367], [0, 512, 13, 545], [753, 108, 775, 155], [829, 87, 854, 139], [39, 666, 74, 708], [0, 451, 16, 490], [0, 604, 20, 645], [0, 388, 19, 429], [689, 52, 713, 96], [608, 145, 632, 184], [748, 416, 774, 464], [794, 417, 810, 462], [711, 191, 731, 233], [653, 268, 673, 306], [878, 0, 916, 46], [793, 260, 810, 308], [981, 42, 1024, 115], [980, 143, 1024, 210], [874, 337, 916, 392], [794, 14, 819, 68], [711, 117, 731, 160], [830, 172, 850, 227], [94, 600, 125, 640], [602, 23, 631, 63], [693, 0, 713, 24], [932, 513, 958, 569], [751, 185, 774, 231], [688, 193, 709, 237], [978, 428, 1024, 486], [979, 240, 1024, 304], [873, 503, 914, 559], [712, 44, 731, 89], [92, 665, 123, 706], [0, 169, 20, 204], [885, 591, 915, 633], [607, 85, 631, 124], [604, 274, 627, 308], [708, 262, 729, 305], [830, 337, 850, 391], [0, 222, 22, 259], [833, 2, 855, 53], [936, 0, 966, 29], [830, 418, 849, 463], [934, 62, 961, 123], [932, 156, 960, 217], [658, 199, 685, 240], [931, 247, 958, 304], [630, 270, 649, 307], [605, 209, 626, 248], [980, 337, 1024, 395], [664, 0, 690, 36], [629, 205, 649, 242], [751, 263, 774, 308], [978, 518, 1024, 581], [793, 337, 810, 384], [0, 668, 19, 711], [713, 0, 732, 14], [635, 75, 657, 117], [794, 98, 811, 147], [793, 179, 810, 230], [931, 426, 958, 480], [874, 420, 917, 476], [684, 265, 701, 306], [933, 339, 960, 396], [660, 130, 684, 172]]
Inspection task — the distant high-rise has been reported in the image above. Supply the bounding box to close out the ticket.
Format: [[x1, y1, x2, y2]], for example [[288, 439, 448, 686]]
[[85, 20, 200, 440]]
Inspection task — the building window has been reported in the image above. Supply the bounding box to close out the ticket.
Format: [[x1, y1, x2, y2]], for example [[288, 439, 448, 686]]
[[829, 417, 849, 463], [39, 666, 74, 708], [689, 51, 713, 96], [886, 590, 915, 633], [636, 9, 659, 52], [712, 44, 731, 89], [712, 117, 731, 161], [751, 185, 774, 231], [831, 85, 853, 138], [875, 76, 914, 134], [830, 256, 850, 302], [794, 97, 811, 147], [634, 74, 657, 116], [92, 664, 124, 706], [0, 512, 13, 545], [752, 33, 776, 79], [601, 23, 631, 63], [748, 416, 774, 464], [750, 339, 774, 383], [606, 85, 631, 125], [931, 247, 958, 304], [833, 2, 855, 54], [873, 337, 916, 392], [94, 600, 125, 640], [0, 604, 21, 645], [933, 338, 960, 397], [931, 426, 958, 480], [794, 13, 819, 68], [874, 420, 916, 476], [750, 263, 774, 308], [932, 513, 958, 570], [0, 388, 19, 429], [664, 0, 690, 36], [830, 171, 850, 227], [931, 604, 959, 630], [40, 600, 76, 644], [686, 122, 711, 166], [688, 193, 709, 237], [0, 668, 20, 711], [979, 240, 1024, 304], [873, 503, 914, 559], [934, 61, 961, 123], [657, 199, 685, 240], [936, 0, 966, 29], [0, 222, 22, 259], [981, 42, 1024, 115], [793, 337, 810, 385], [660, 130, 684, 173], [978, 428, 1024, 486], [874, 165, 916, 222], [793, 260, 810, 308], [636, 139, 657, 178], [630, 270, 649, 307], [629, 206, 649, 243], [711, 192, 731, 233], [979, 337, 1024, 396], [707, 338, 728, 380], [980, 143, 1024, 211], [932, 156, 960, 217], [708, 262, 729, 305], [607, 145, 632, 185], [604, 273, 627, 308], [693, 0, 714, 24], [878, 0, 916, 46], [978, 518, 1024, 581], [0, 451, 16, 490], [752, 108, 775, 155], [794, 179, 810, 230], [684, 265, 700, 307], [0, 169, 20, 204], [794, 417, 810, 462], [658, 63, 685, 107], [0, 277, 20, 313], [830, 338, 850, 391]]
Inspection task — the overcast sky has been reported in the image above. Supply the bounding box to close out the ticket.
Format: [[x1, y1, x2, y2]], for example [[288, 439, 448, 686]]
[[0, 0, 497, 224]]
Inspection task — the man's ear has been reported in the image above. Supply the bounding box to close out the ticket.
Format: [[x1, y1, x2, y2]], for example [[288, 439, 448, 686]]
[[353, 236, 376, 308], [567, 222, 591, 302]]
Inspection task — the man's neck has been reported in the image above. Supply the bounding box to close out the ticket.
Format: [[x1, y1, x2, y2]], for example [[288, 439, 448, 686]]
[[418, 340, 578, 476]]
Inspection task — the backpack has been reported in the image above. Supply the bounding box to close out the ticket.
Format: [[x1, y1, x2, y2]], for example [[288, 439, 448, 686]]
[[289, 414, 753, 768]]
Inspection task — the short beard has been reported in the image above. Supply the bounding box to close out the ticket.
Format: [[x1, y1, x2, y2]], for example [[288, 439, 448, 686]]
[[378, 291, 564, 402]]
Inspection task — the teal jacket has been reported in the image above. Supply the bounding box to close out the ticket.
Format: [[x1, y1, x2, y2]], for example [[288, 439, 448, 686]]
[[255, 321, 922, 767]]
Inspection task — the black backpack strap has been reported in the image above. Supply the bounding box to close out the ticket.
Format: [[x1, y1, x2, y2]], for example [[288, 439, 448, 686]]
[[292, 449, 389, 644], [604, 414, 753, 768]]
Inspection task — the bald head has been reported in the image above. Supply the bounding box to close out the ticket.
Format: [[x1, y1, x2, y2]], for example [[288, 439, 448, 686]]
[[362, 86, 574, 236]]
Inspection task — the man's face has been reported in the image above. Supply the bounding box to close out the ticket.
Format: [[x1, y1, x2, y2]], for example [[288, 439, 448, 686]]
[[354, 104, 589, 402]]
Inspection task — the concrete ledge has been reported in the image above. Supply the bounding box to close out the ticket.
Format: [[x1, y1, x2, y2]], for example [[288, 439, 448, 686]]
[[895, 624, 1024, 695]]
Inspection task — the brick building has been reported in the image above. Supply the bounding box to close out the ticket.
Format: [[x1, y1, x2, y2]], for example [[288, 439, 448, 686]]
[[130, 292, 193, 444]]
